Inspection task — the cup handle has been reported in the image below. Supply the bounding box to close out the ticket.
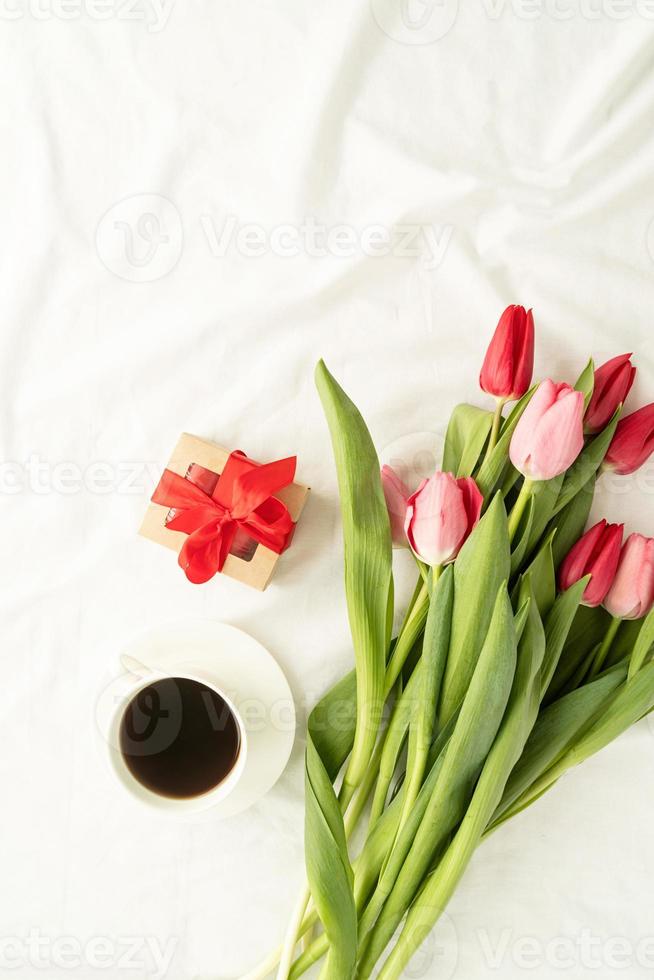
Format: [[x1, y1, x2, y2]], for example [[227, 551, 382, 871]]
[[119, 654, 153, 678]]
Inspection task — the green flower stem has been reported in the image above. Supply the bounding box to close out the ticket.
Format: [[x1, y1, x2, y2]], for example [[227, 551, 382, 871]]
[[289, 934, 328, 979], [383, 582, 430, 697], [241, 946, 286, 980], [368, 572, 442, 825], [341, 582, 430, 815], [276, 886, 313, 980], [279, 737, 383, 980], [279, 588, 431, 978], [343, 733, 387, 837], [254, 770, 399, 980], [344, 577, 432, 832], [369, 673, 419, 826], [337, 777, 356, 812], [393, 567, 448, 841], [402, 574, 426, 626], [242, 908, 319, 980], [507, 479, 533, 543], [288, 753, 573, 980], [487, 398, 507, 456], [277, 571, 434, 980], [589, 617, 622, 679], [394, 572, 427, 652]]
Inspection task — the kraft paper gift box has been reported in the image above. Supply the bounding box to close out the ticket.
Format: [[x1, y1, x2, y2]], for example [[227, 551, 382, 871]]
[[139, 433, 309, 591]]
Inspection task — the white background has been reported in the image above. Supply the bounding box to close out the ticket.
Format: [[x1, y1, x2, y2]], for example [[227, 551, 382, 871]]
[[2, 2, 654, 978]]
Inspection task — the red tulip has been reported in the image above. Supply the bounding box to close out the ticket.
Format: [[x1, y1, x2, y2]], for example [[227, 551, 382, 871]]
[[604, 404, 654, 476], [381, 465, 410, 548], [479, 305, 535, 402], [604, 534, 654, 620], [510, 379, 585, 481], [558, 520, 623, 607], [404, 472, 483, 567], [585, 353, 636, 434]]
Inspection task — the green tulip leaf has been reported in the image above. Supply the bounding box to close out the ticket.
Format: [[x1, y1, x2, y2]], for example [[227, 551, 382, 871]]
[[476, 386, 536, 500], [492, 660, 627, 827], [540, 576, 589, 697], [307, 670, 357, 782], [510, 495, 536, 577], [305, 737, 357, 979], [629, 606, 654, 678], [438, 493, 511, 726], [396, 567, 454, 831], [357, 584, 518, 977], [575, 357, 595, 410], [354, 714, 458, 957], [606, 617, 641, 668], [380, 580, 544, 980], [526, 473, 565, 556], [442, 403, 493, 477], [552, 408, 620, 518], [316, 360, 393, 803], [518, 533, 556, 618], [545, 605, 611, 702], [369, 665, 420, 825], [548, 475, 595, 569], [526, 658, 654, 812]]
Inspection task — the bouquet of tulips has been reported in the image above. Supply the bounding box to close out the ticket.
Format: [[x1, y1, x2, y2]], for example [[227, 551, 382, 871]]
[[243, 307, 654, 980]]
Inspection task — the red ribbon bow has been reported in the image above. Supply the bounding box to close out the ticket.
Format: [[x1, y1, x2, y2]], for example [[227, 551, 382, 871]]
[[152, 451, 297, 584]]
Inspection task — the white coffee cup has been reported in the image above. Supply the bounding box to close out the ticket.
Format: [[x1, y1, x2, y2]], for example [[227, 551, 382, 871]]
[[105, 661, 248, 814], [97, 621, 296, 818]]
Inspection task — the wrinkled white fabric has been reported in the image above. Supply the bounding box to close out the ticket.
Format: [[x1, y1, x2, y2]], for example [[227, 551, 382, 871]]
[[2, 4, 654, 978]]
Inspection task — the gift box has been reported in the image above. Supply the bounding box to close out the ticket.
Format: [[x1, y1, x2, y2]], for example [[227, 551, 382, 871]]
[[139, 433, 309, 591]]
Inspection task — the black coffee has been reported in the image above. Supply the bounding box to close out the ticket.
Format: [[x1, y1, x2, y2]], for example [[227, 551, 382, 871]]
[[119, 677, 241, 799]]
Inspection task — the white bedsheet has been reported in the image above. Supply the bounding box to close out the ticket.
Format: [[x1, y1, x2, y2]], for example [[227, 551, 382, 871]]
[[2, 4, 654, 978]]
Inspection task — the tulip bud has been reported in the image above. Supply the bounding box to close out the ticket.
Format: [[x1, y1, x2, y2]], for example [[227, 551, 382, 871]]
[[509, 379, 585, 482], [479, 305, 535, 402], [604, 404, 654, 476], [604, 533, 654, 620], [404, 472, 483, 567], [558, 519, 623, 607], [585, 353, 636, 435], [381, 465, 410, 548]]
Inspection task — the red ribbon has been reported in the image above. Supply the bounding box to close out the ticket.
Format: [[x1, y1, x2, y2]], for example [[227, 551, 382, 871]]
[[152, 451, 297, 584]]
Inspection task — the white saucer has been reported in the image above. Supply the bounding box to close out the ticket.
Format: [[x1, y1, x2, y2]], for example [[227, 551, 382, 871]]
[[99, 621, 296, 819]]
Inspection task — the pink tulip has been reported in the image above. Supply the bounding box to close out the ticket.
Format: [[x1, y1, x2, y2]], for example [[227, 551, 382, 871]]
[[479, 305, 535, 402], [381, 465, 411, 547], [604, 533, 654, 620], [509, 379, 585, 481], [404, 472, 483, 567], [585, 353, 636, 435], [558, 520, 623, 607], [604, 403, 654, 476]]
